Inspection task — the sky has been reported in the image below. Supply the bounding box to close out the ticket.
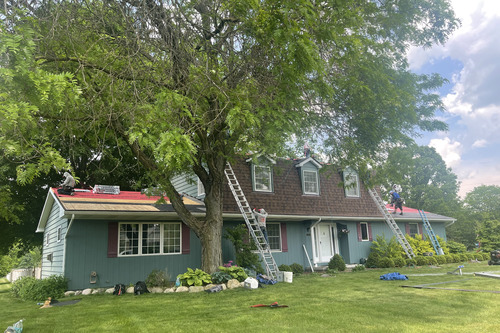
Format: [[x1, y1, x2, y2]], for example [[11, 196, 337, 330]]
[[407, 0, 500, 198]]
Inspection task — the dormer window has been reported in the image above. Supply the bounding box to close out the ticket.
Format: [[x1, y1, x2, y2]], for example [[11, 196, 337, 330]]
[[247, 155, 275, 193], [302, 170, 319, 195], [253, 165, 272, 192], [343, 167, 360, 197]]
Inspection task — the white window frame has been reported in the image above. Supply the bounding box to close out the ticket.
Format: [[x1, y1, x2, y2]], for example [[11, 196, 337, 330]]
[[409, 223, 419, 238], [197, 178, 205, 196], [344, 167, 360, 197], [302, 169, 319, 195], [253, 164, 273, 192], [57, 227, 62, 242], [118, 222, 182, 257], [360, 222, 369, 241], [266, 223, 282, 251]]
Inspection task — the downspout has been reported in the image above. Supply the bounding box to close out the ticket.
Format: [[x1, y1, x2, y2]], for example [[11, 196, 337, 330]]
[[62, 214, 75, 276]]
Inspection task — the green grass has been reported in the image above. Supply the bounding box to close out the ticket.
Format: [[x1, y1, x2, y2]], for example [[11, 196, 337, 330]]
[[1, 262, 500, 332]]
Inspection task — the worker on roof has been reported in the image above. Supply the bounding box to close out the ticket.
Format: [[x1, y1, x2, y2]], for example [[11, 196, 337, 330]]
[[390, 190, 403, 215], [58, 171, 76, 196]]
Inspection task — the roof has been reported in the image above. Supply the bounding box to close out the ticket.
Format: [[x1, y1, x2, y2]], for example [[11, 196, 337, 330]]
[[385, 203, 455, 224], [36, 188, 206, 232]]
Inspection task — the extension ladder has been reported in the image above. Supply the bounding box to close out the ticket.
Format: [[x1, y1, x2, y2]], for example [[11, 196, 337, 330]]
[[224, 162, 280, 280], [367, 188, 416, 259], [418, 209, 444, 255]]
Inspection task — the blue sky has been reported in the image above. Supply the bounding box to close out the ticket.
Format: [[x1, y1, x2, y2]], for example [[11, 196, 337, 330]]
[[408, 0, 500, 198]]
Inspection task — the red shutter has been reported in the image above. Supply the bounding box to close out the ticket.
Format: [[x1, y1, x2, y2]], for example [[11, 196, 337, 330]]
[[357, 223, 362, 241], [368, 223, 373, 241], [281, 223, 288, 252], [405, 223, 410, 236], [182, 223, 190, 254], [107, 222, 118, 258]]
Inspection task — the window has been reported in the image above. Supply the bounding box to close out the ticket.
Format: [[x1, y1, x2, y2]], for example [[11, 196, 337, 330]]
[[46, 232, 49, 245], [57, 227, 62, 242], [303, 170, 319, 195], [343, 167, 360, 197], [119, 222, 181, 256], [197, 178, 205, 196], [253, 165, 272, 192], [408, 223, 419, 238], [359, 222, 369, 241], [267, 223, 281, 251]]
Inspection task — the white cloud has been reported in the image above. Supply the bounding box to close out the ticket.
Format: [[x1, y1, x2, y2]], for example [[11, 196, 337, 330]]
[[472, 139, 487, 148], [428, 137, 462, 168]]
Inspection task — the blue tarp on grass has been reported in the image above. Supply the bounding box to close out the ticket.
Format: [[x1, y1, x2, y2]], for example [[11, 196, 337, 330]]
[[380, 272, 408, 280]]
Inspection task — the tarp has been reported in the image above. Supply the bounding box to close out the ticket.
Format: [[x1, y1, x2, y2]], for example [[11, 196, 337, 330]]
[[380, 272, 408, 280]]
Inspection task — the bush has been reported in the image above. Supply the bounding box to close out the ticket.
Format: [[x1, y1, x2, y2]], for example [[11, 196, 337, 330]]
[[443, 254, 453, 263], [146, 269, 170, 288], [218, 266, 248, 282], [177, 268, 212, 286], [0, 241, 24, 277], [435, 255, 447, 265], [224, 224, 264, 274], [377, 257, 395, 268], [466, 253, 475, 260], [211, 271, 233, 284], [365, 252, 380, 268], [11, 275, 67, 302], [289, 263, 304, 275], [459, 253, 468, 262], [482, 252, 490, 261], [406, 258, 416, 266], [426, 256, 438, 265], [278, 264, 292, 272], [393, 257, 406, 268], [351, 264, 365, 272], [446, 240, 467, 253], [415, 256, 428, 266], [328, 254, 346, 271], [452, 253, 461, 263]]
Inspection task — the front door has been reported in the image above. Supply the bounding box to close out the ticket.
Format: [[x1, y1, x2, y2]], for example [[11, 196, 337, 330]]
[[316, 224, 334, 262]]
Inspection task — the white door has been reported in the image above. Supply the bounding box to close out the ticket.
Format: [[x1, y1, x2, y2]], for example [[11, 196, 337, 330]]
[[318, 224, 334, 262]]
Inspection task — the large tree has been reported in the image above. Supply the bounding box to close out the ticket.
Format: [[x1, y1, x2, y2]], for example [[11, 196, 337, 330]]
[[0, 0, 458, 272]]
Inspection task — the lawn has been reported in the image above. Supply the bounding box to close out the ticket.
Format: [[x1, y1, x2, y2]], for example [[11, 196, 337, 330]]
[[1, 262, 500, 332]]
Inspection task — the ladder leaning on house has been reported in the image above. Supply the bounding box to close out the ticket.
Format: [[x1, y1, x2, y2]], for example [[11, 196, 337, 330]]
[[367, 188, 416, 259], [418, 209, 444, 255], [224, 162, 280, 280]]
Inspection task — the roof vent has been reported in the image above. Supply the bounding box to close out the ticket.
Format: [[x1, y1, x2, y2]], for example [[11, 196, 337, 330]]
[[93, 185, 120, 195]]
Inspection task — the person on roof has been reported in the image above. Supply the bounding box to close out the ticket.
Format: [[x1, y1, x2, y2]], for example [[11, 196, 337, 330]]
[[390, 190, 403, 215], [58, 171, 76, 195]]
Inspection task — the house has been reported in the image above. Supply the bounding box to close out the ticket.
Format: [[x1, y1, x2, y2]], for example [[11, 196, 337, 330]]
[[36, 155, 455, 290]]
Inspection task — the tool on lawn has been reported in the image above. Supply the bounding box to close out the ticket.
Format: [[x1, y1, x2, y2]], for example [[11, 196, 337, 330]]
[[447, 265, 464, 275], [251, 302, 289, 308]]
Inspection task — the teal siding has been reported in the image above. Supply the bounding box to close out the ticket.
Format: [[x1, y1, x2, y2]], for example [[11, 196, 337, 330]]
[[41, 203, 66, 278], [64, 219, 202, 290]]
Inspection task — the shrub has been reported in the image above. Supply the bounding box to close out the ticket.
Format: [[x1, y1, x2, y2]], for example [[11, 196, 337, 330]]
[[218, 266, 248, 282], [328, 254, 346, 271], [278, 264, 292, 272], [224, 224, 264, 274], [426, 256, 438, 265], [365, 252, 380, 268], [177, 268, 212, 286], [466, 253, 475, 260], [446, 240, 467, 253], [11, 275, 67, 302], [289, 263, 304, 275], [452, 254, 461, 263], [351, 265, 365, 272], [0, 241, 24, 277], [406, 258, 416, 266], [377, 257, 395, 268], [211, 271, 233, 284], [459, 253, 468, 262], [393, 257, 406, 268], [482, 252, 490, 261], [435, 255, 447, 265], [146, 269, 170, 288], [443, 254, 453, 263], [415, 256, 428, 266]]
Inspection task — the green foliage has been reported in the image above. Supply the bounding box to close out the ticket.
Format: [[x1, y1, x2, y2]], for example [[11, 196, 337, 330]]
[[370, 235, 404, 259], [476, 219, 500, 252], [224, 224, 263, 274], [278, 264, 292, 272], [366, 252, 380, 268], [210, 271, 233, 284], [146, 269, 171, 288], [426, 256, 438, 266], [18, 246, 42, 269], [435, 255, 447, 265], [393, 257, 406, 268], [328, 254, 346, 272], [0, 241, 23, 276], [459, 254, 468, 262], [177, 268, 212, 287], [289, 263, 304, 275], [451, 254, 461, 263], [405, 234, 434, 256], [351, 265, 366, 272], [415, 256, 428, 266], [406, 258, 416, 266], [443, 254, 453, 263], [377, 257, 395, 268], [11, 275, 67, 301], [218, 266, 248, 282], [446, 240, 467, 253]]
